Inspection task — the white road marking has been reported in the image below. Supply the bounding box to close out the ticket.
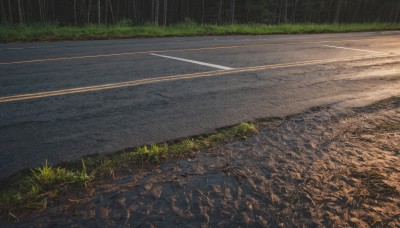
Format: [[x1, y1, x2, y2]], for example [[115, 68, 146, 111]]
[[27, 46, 57, 49], [322, 45, 386, 54], [0, 46, 57, 51], [150, 53, 234, 70], [0, 36, 395, 64], [0, 53, 396, 103]]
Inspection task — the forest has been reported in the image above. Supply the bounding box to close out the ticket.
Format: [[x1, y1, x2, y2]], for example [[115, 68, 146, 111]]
[[1, 0, 400, 26]]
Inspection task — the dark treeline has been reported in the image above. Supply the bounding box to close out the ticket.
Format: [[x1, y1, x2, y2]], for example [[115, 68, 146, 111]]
[[1, 0, 400, 25]]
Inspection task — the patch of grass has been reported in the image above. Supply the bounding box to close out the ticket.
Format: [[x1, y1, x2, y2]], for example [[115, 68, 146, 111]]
[[201, 122, 258, 147], [0, 121, 260, 221], [0, 160, 93, 221], [1, 23, 400, 42], [29, 160, 91, 189], [232, 122, 258, 138], [128, 144, 170, 162], [169, 139, 198, 155]]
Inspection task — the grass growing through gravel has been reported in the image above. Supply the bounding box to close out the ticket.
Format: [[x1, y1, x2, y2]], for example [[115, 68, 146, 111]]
[[1, 22, 400, 42], [0, 121, 260, 220]]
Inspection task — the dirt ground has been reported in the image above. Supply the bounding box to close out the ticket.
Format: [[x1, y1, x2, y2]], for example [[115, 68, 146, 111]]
[[13, 98, 400, 227]]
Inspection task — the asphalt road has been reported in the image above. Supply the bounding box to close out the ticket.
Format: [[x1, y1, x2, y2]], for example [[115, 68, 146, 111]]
[[1, 31, 400, 178]]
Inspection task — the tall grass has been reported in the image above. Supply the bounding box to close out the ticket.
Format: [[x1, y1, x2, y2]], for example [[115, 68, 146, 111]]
[[1, 23, 399, 42]]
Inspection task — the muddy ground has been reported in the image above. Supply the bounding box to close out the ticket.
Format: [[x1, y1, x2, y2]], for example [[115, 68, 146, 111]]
[[11, 98, 400, 227]]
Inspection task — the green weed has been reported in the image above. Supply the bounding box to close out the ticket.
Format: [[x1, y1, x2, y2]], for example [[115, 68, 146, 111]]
[[232, 122, 258, 138], [170, 139, 198, 155], [134, 144, 169, 162], [0, 160, 93, 221], [201, 122, 258, 146], [29, 160, 91, 190]]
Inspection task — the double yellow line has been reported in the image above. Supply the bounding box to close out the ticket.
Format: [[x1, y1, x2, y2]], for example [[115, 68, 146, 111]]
[[0, 53, 393, 104]]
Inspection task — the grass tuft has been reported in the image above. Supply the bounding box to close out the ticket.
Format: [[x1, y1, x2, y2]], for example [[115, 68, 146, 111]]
[[0, 160, 93, 221], [29, 160, 91, 190], [170, 139, 199, 155], [232, 122, 258, 138]]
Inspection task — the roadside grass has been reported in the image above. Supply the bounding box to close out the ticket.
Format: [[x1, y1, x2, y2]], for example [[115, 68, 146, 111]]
[[1, 22, 399, 43], [0, 160, 93, 221], [0, 121, 263, 221]]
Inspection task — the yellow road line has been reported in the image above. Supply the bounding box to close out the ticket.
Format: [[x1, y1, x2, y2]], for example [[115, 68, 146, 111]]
[[0, 53, 394, 103], [0, 37, 394, 65]]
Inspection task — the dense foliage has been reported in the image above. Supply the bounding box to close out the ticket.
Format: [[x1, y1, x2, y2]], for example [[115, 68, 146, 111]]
[[1, 0, 399, 25]]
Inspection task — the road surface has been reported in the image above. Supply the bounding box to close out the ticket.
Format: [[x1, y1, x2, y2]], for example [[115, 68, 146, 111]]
[[1, 31, 400, 178]]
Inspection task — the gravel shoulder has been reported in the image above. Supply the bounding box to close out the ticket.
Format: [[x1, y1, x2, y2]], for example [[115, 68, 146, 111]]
[[10, 97, 400, 227]]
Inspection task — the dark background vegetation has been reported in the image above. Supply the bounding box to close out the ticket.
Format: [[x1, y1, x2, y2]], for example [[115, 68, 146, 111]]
[[1, 0, 400, 26]]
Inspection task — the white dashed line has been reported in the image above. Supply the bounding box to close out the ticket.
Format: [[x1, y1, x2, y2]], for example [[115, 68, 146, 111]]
[[27, 46, 57, 49], [150, 53, 234, 70], [0, 46, 57, 51], [322, 45, 386, 55]]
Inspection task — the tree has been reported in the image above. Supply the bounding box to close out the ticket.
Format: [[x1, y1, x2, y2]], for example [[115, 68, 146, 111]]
[[304, 0, 310, 22], [16, 0, 22, 24], [334, 0, 343, 23], [0, 0, 6, 23], [395, 1, 400, 23], [97, 0, 100, 24], [2, 0, 399, 26], [7, 0, 12, 23], [155, 0, 159, 25], [218, 0, 223, 24], [163, 0, 167, 26], [201, 0, 205, 24], [108, 0, 114, 24], [73, 0, 77, 25], [87, 0, 92, 24], [104, 0, 109, 24], [231, 0, 236, 24], [38, 0, 45, 23], [284, 0, 288, 23]]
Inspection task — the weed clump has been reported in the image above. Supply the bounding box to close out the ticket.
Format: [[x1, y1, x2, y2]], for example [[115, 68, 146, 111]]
[[0, 160, 92, 221], [199, 122, 258, 147], [134, 144, 169, 162], [29, 160, 91, 190], [232, 122, 258, 138]]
